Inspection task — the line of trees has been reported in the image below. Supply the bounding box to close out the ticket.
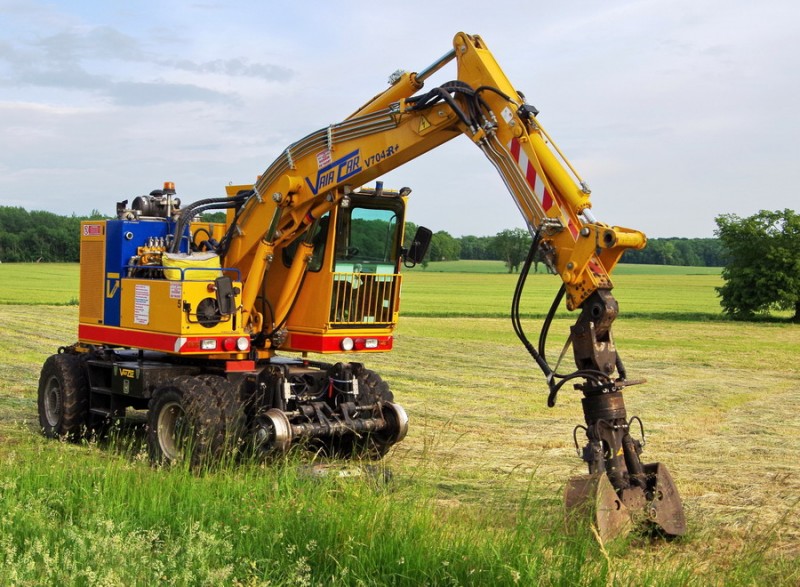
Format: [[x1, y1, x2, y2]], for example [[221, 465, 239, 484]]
[[0, 207, 105, 262], [411, 223, 724, 271], [0, 206, 725, 269]]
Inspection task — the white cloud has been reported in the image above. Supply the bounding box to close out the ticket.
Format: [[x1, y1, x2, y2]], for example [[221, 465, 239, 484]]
[[0, 0, 798, 238]]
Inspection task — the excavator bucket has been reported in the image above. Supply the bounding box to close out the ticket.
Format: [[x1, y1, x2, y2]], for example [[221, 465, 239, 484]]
[[642, 462, 687, 537], [565, 463, 687, 541], [564, 473, 633, 542]]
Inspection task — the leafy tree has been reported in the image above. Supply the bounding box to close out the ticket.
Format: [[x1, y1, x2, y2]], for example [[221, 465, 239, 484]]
[[622, 237, 724, 267], [200, 211, 227, 223], [402, 221, 418, 249], [715, 209, 800, 321], [491, 228, 532, 273], [458, 235, 494, 260], [0, 206, 110, 262], [428, 230, 460, 261]]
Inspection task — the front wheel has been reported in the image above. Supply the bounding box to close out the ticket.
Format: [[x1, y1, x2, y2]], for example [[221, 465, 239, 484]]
[[147, 375, 240, 469], [147, 387, 190, 464], [38, 353, 89, 440]]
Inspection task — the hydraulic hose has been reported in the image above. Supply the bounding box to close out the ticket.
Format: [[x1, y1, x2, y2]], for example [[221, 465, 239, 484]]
[[168, 192, 251, 253], [512, 234, 612, 407], [510, 231, 553, 381]]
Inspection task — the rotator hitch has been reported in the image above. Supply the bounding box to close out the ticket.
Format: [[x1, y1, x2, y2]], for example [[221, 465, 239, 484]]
[[562, 290, 686, 540]]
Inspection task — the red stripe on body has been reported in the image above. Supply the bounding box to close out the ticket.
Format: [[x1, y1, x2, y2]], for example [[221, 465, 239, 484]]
[[525, 163, 537, 191], [79, 324, 183, 352], [289, 333, 393, 353], [542, 189, 553, 211]]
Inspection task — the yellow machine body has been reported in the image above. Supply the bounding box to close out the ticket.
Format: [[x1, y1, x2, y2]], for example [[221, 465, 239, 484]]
[[77, 219, 248, 359]]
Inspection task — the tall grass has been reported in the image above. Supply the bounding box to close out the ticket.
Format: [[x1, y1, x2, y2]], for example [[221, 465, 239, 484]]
[[3, 427, 796, 585], [0, 432, 680, 586]]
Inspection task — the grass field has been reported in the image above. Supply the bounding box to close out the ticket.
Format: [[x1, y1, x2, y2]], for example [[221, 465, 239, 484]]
[[0, 263, 798, 585], [407, 259, 722, 276]]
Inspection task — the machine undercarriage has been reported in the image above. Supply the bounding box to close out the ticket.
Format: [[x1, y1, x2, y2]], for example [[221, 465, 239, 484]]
[[39, 348, 408, 468]]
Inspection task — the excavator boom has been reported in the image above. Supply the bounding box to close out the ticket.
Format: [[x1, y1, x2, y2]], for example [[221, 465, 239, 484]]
[[226, 33, 646, 325]]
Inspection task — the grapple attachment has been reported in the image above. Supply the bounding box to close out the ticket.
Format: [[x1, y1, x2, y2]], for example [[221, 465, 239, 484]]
[[565, 461, 686, 541]]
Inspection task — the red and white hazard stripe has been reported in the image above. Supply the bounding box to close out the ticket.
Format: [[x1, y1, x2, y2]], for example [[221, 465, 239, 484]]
[[507, 138, 579, 239]]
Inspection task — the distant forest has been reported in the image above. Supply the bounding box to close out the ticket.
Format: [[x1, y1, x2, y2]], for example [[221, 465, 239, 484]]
[[0, 207, 104, 262], [449, 232, 725, 267], [0, 206, 724, 267]]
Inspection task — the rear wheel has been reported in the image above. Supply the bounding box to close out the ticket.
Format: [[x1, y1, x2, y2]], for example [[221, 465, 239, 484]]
[[148, 376, 221, 468], [38, 353, 89, 440], [148, 388, 189, 463], [333, 368, 404, 459]]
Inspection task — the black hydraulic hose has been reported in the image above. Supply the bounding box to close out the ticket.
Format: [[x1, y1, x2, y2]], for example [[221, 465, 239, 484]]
[[169, 193, 250, 253], [510, 232, 553, 381], [170, 200, 241, 253], [169, 198, 223, 253], [538, 283, 565, 365], [474, 85, 514, 103], [547, 370, 608, 408], [217, 194, 253, 259], [407, 84, 474, 129], [440, 82, 492, 129], [512, 235, 613, 407]]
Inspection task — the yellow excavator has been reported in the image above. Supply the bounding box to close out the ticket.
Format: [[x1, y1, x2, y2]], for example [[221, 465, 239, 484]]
[[38, 32, 685, 539]]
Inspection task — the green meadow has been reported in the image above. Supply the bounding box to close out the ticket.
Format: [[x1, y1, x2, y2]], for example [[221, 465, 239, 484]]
[[0, 262, 798, 585]]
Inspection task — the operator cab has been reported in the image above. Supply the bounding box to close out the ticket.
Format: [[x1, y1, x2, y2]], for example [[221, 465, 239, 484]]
[[273, 185, 429, 353]]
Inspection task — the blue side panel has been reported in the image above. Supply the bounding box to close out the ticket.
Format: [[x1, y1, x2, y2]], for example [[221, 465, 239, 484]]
[[103, 219, 177, 327]]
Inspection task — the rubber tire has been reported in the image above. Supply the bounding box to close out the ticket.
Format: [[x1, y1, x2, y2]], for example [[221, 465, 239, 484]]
[[197, 375, 246, 456], [147, 376, 225, 469], [357, 368, 393, 404], [38, 353, 89, 440], [333, 368, 396, 459]]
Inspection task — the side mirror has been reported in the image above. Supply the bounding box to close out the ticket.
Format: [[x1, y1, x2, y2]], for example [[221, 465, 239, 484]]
[[404, 226, 432, 266]]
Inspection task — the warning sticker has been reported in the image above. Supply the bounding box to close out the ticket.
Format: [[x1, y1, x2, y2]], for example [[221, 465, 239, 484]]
[[418, 116, 431, 132], [316, 149, 332, 169], [83, 224, 103, 237], [134, 284, 150, 325], [169, 282, 181, 300]]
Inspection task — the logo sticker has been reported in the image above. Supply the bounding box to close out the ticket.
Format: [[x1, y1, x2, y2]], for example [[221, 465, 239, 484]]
[[305, 149, 362, 195]]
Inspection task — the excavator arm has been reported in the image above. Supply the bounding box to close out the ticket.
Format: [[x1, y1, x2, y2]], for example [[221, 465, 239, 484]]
[[224, 33, 645, 323], [217, 32, 684, 538]]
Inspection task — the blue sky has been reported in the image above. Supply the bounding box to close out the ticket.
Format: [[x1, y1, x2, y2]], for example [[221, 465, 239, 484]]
[[1, 0, 797, 238]]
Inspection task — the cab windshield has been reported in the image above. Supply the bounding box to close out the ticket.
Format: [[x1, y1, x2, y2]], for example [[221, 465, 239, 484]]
[[335, 205, 400, 274]]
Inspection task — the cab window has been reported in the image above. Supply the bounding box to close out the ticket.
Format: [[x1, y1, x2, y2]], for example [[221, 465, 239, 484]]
[[335, 205, 400, 273]]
